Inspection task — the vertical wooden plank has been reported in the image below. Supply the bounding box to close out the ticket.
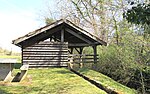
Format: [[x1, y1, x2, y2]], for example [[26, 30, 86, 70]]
[[61, 29, 64, 42]]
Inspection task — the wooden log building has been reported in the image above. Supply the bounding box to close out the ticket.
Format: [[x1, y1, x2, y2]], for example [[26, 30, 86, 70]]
[[12, 19, 107, 68]]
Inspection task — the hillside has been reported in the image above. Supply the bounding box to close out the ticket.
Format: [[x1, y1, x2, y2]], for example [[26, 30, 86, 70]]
[[0, 68, 136, 94], [76, 68, 137, 94]]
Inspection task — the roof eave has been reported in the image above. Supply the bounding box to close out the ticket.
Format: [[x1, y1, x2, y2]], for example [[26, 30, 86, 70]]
[[12, 19, 65, 46]]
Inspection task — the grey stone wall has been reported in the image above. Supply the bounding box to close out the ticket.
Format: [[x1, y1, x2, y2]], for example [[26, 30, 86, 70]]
[[0, 64, 13, 81]]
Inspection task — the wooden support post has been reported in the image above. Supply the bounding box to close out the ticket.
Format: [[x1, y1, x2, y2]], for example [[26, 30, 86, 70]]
[[61, 29, 64, 42], [75, 48, 80, 54], [71, 48, 74, 54], [50, 37, 52, 41], [79, 47, 83, 68], [21, 47, 23, 65], [93, 45, 97, 63], [68, 48, 74, 54], [53, 36, 56, 42], [79, 47, 83, 54]]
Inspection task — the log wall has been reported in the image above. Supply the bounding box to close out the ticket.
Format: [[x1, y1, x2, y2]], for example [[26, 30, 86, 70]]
[[22, 41, 68, 68]]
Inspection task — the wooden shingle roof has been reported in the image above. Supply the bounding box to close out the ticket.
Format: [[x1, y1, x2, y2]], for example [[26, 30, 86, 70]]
[[12, 19, 107, 47]]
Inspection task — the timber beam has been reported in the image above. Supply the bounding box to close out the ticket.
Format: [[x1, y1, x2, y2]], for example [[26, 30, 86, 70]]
[[66, 28, 92, 44]]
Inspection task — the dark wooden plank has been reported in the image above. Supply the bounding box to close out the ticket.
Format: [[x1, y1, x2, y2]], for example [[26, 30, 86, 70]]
[[37, 41, 68, 45], [23, 54, 68, 57], [68, 54, 98, 56], [29, 64, 68, 68], [29, 62, 68, 65], [23, 52, 68, 55], [23, 59, 68, 62], [73, 58, 99, 60], [68, 43, 90, 47], [26, 44, 68, 48], [26, 62, 67, 65], [23, 56, 68, 60], [73, 61, 99, 63], [24, 47, 68, 50], [22, 41, 68, 67], [66, 28, 92, 44], [23, 62, 68, 66], [23, 49, 68, 52]]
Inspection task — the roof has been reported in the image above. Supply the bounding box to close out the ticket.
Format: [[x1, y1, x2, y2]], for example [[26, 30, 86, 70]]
[[12, 19, 107, 47]]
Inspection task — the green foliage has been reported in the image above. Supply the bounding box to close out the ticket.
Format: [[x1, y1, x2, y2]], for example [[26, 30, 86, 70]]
[[96, 44, 137, 84], [93, 32, 150, 93], [123, 3, 150, 26], [83, 47, 93, 54], [128, 67, 150, 93], [123, 1, 150, 39], [45, 18, 55, 25]]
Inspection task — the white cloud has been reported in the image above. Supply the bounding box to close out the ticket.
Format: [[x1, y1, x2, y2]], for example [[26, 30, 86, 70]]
[[0, 10, 43, 52]]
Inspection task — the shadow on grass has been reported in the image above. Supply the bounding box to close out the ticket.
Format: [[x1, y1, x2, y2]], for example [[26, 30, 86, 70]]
[[54, 70, 72, 74], [14, 63, 22, 69], [77, 68, 90, 73], [52, 68, 77, 77]]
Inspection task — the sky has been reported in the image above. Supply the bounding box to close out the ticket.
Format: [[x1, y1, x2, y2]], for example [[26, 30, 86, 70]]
[[0, 0, 55, 52]]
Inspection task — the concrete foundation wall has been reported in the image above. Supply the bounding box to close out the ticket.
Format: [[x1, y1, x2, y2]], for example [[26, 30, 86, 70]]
[[0, 64, 13, 81]]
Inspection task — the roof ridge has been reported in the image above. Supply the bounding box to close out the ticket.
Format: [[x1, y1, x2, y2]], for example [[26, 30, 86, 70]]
[[12, 19, 107, 46]]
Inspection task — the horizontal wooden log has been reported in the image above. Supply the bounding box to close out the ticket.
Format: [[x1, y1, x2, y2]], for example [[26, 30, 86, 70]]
[[37, 41, 68, 45], [73, 61, 99, 63], [23, 49, 68, 52], [27, 45, 68, 48], [28, 62, 68, 65], [74, 60, 99, 62], [23, 54, 68, 56], [68, 43, 90, 47], [32, 43, 68, 47], [24, 47, 68, 50], [23, 61, 68, 64], [23, 55, 68, 57], [69, 54, 98, 57], [73, 58, 99, 60], [29, 64, 68, 66], [29, 64, 68, 68], [22, 41, 69, 67], [23, 56, 68, 60], [23, 52, 68, 55], [23, 59, 68, 62]]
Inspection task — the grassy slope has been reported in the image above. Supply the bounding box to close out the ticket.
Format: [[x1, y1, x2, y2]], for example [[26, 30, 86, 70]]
[[0, 68, 106, 94], [77, 68, 137, 94]]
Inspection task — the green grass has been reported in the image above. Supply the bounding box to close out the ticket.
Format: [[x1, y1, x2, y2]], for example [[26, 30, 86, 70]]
[[76, 68, 137, 94], [0, 68, 106, 94]]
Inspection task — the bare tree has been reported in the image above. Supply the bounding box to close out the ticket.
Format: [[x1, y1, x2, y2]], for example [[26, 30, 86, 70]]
[[41, 0, 131, 43]]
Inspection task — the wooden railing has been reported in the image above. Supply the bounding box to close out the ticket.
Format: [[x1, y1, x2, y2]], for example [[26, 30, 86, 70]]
[[68, 54, 99, 63]]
